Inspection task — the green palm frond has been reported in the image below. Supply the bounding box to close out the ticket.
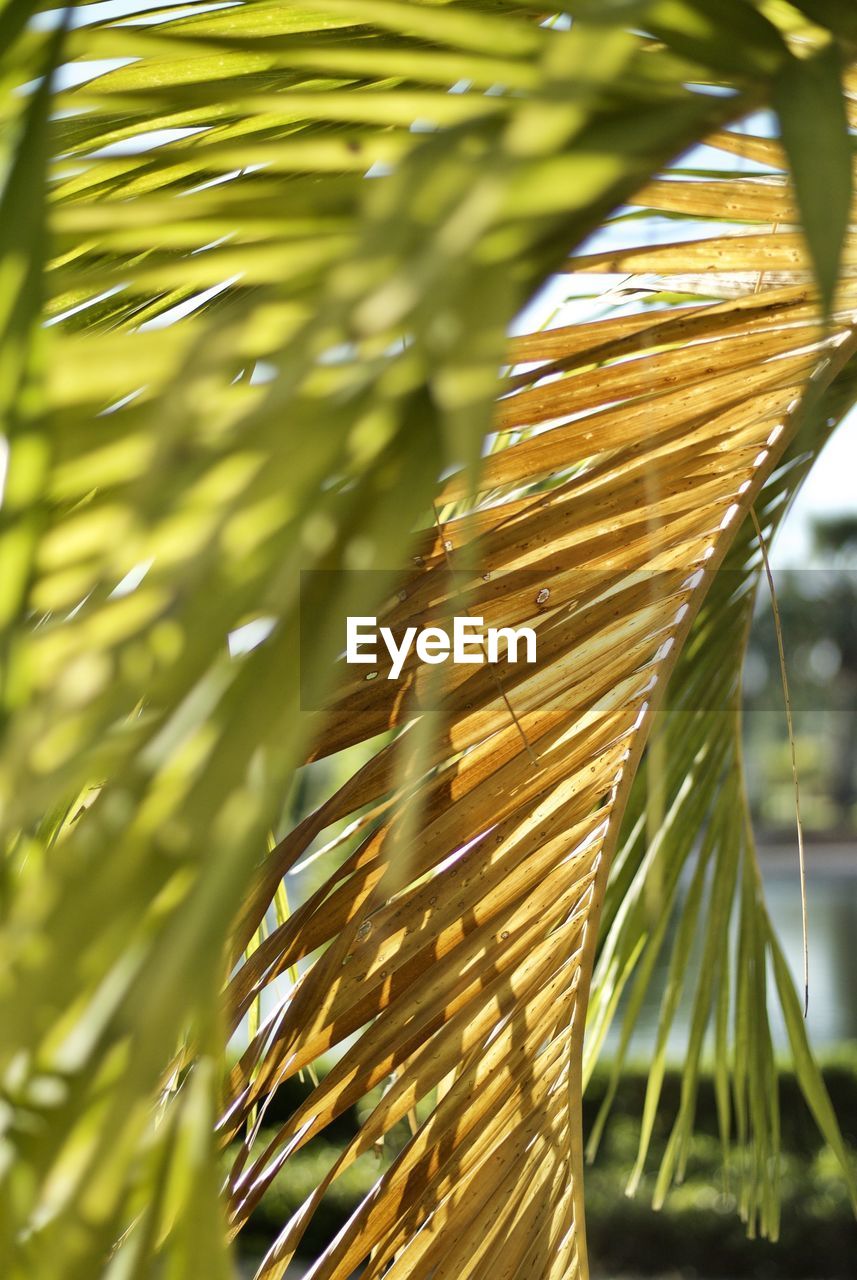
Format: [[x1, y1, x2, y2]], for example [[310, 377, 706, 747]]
[[2, 3, 857, 1279]]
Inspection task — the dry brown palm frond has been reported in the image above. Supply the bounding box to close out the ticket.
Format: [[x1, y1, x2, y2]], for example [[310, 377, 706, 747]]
[[221, 130, 857, 1280]]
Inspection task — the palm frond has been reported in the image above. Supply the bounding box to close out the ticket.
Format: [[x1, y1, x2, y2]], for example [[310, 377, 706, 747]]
[[2, 3, 857, 1278], [222, 143, 857, 1280]]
